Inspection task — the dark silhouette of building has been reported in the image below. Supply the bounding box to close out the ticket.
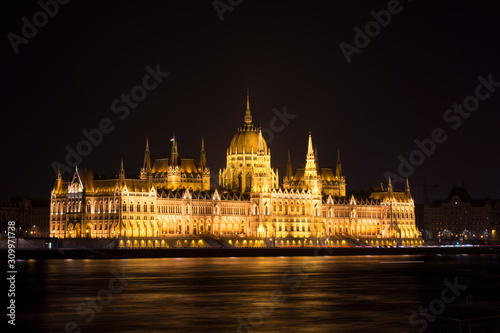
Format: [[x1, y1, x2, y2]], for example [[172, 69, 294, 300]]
[[423, 186, 499, 243], [0, 197, 50, 238]]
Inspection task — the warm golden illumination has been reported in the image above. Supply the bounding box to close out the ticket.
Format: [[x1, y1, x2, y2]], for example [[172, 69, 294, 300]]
[[49, 91, 419, 247]]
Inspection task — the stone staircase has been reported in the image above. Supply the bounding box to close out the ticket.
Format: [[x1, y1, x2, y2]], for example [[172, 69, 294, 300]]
[[342, 234, 370, 246], [201, 234, 232, 248]]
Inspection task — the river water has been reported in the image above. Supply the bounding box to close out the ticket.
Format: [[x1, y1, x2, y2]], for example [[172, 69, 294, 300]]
[[11, 254, 500, 332]]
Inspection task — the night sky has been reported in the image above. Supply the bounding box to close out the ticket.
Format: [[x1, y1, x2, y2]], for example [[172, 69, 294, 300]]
[[2, 0, 499, 203]]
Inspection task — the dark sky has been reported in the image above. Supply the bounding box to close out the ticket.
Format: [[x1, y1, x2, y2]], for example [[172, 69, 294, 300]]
[[1, 0, 499, 203]]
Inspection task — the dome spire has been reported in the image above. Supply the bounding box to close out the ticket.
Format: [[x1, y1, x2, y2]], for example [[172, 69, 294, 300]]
[[244, 88, 252, 125]]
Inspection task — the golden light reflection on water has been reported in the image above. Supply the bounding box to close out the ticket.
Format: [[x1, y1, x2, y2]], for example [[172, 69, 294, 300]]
[[14, 255, 500, 333]]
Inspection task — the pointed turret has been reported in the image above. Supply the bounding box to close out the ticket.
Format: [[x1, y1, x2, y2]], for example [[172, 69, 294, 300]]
[[200, 136, 207, 170], [244, 88, 252, 126], [314, 146, 320, 174], [140, 137, 152, 180], [304, 131, 320, 194], [307, 130, 314, 157], [405, 177, 412, 200], [54, 165, 62, 194], [252, 129, 271, 192], [257, 129, 264, 154], [388, 176, 393, 193]]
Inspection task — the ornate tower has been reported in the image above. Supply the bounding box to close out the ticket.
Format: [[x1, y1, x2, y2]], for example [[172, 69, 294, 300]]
[[303, 132, 321, 194]]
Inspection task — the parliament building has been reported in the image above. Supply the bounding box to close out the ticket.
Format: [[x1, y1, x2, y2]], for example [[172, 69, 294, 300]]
[[50, 92, 420, 247]]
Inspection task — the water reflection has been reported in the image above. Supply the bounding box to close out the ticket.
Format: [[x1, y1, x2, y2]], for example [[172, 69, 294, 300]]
[[14, 255, 500, 332]]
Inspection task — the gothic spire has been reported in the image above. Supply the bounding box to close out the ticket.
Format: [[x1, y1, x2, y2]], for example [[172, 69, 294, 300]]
[[286, 149, 293, 180], [120, 159, 125, 176], [405, 177, 412, 200], [335, 148, 342, 178], [54, 165, 62, 192], [118, 159, 126, 188], [200, 136, 207, 170], [143, 137, 151, 171], [307, 131, 314, 157], [304, 131, 319, 193]]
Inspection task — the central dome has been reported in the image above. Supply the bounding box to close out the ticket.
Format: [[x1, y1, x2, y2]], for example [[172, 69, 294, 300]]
[[228, 90, 267, 155], [229, 125, 267, 154]]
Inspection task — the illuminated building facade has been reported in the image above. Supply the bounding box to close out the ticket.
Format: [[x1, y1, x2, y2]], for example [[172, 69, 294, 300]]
[[50, 93, 420, 247]]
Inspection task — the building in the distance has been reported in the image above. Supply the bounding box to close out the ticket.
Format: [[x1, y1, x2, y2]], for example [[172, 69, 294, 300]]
[[0, 197, 50, 238], [50, 92, 420, 247], [423, 186, 499, 243]]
